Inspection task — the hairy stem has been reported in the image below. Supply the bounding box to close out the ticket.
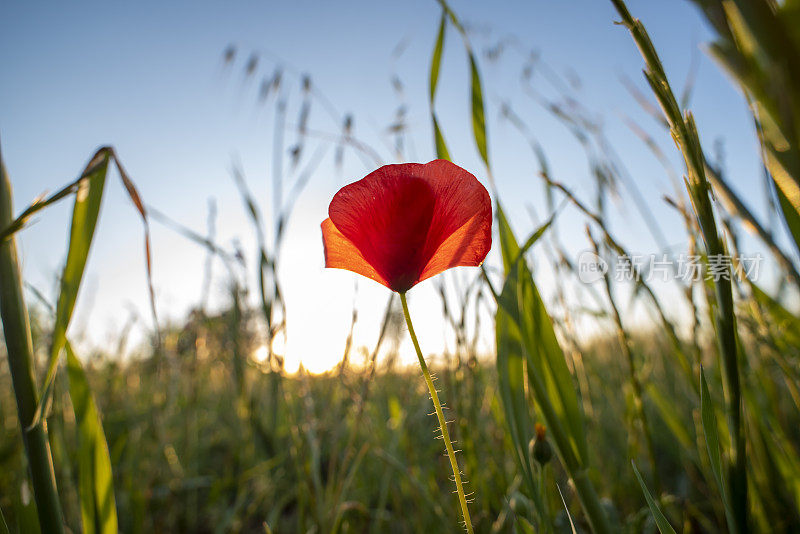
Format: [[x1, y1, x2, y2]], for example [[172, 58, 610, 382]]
[[400, 292, 473, 534]]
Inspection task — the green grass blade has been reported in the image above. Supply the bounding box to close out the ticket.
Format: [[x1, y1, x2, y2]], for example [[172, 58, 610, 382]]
[[495, 308, 543, 515], [468, 55, 488, 168], [512, 211, 558, 268], [700, 367, 736, 533], [493, 202, 558, 524], [428, 9, 451, 160], [231, 163, 275, 340], [496, 206, 587, 464], [494, 204, 611, 534], [0, 504, 9, 534], [32, 148, 110, 428], [556, 482, 578, 534], [692, 0, 800, 255], [0, 181, 85, 242], [700, 367, 724, 496], [13, 483, 41, 534], [775, 185, 800, 256], [65, 341, 118, 534], [750, 283, 799, 323], [429, 10, 446, 103], [0, 140, 65, 534], [611, 2, 748, 528], [0, 149, 112, 243], [749, 282, 800, 348], [432, 115, 451, 161], [632, 461, 677, 534], [436, 0, 489, 169], [743, 386, 800, 524], [646, 384, 695, 457], [52, 150, 108, 353]]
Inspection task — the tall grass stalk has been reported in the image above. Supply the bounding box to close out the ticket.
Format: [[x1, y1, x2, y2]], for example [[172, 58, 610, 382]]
[[610, 0, 747, 530], [587, 229, 659, 491], [399, 292, 473, 534], [0, 144, 66, 534]]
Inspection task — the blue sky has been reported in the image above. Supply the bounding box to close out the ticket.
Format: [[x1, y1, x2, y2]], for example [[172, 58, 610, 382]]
[[0, 1, 780, 371]]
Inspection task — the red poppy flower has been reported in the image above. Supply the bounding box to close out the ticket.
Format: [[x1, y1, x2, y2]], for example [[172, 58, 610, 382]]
[[321, 159, 492, 293]]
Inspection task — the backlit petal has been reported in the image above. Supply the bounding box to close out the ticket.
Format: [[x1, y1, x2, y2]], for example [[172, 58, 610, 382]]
[[321, 218, 389, 289], [324, 160, 492, 292], [416, 159, 492, 281], [418, 210, 492, 284], [329, 164, 437, 292]]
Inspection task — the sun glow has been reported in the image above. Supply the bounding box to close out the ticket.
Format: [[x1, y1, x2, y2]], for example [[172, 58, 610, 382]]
[[252, 345, 270, 364], [251, 332, 339, 375]]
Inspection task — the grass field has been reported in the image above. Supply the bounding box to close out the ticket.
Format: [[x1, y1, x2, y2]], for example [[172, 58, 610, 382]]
[[2, 0, 800, 532]]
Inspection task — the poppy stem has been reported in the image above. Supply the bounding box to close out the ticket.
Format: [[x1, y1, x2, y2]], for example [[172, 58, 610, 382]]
[[399, 292, 474, 534]]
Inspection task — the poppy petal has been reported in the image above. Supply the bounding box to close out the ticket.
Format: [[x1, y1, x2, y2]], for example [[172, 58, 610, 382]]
[[329, 164, 437, 292], [321, 218, 390, 289], [325, 160, 492, 292], [416, 160, 492, 281], [418, 210, 492, 284]]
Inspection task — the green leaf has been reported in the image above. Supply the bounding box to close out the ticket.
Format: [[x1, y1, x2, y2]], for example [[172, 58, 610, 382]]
[[493, 206, 558, 524], [66, 341, 118, 534], [494, 203, 617, 533], [495, 307, 542, 512], [632, 461, 677, 534], [495, 208, 555, 498], [31, 149, 110, 428], [496, 205, 587, 464]]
